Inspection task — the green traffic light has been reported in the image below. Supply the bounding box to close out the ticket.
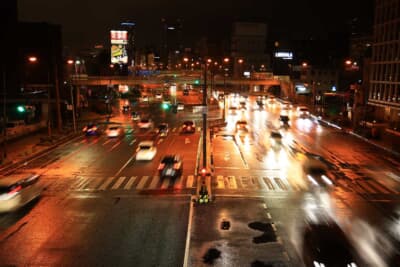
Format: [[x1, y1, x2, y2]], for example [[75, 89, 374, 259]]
[[17, 105, 26, 113], [161, 103, 170, 110], [194, 80, 200, 85]]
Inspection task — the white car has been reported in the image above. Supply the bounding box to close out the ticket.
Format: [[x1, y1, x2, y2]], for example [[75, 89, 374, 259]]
[[297, 106, 310, 118], [136, 141, 157, 161], [177, 103, 184, 111], [155, 93, 163, 100], [137, 118, 153, 129], [105, 125, 125, 137], [0, 173, 42, 213]]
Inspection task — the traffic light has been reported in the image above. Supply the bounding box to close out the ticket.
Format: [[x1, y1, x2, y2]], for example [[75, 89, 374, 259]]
[[200, 168, 207, 177], [194, 80, 200, 85], [161, 103, 170, 110], [17, 105, 26, 113]]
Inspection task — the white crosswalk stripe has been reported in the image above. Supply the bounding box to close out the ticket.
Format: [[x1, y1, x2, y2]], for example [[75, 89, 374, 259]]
[[69, 174, 399, 195]]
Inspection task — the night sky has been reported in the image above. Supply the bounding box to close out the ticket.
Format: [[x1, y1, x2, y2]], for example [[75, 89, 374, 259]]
[[18, 0, 374, 51]]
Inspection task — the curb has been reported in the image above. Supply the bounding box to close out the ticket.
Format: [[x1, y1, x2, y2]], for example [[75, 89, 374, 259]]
[[311, 114, 400, 157], [0, 132, 81, 173]]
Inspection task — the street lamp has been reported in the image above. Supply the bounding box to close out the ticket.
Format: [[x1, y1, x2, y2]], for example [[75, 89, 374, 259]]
[[27, 56, 52, 137], [67, 59, 77, 132], [222, 57, 230, 121]]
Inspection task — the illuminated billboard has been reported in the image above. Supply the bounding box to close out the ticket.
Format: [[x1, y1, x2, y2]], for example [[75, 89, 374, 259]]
[[110, 30, 128, 64]]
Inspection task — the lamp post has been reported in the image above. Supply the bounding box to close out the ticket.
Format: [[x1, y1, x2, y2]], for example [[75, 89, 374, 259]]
[[28, 56, 52, 137], [67, 59, 78, 132], [202, 60, 209, 169], [2, 66, 7, 160], [222, 57, 229, 121]]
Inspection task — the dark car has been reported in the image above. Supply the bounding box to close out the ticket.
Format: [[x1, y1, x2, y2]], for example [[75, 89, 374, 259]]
[[158, 155, 183, 178], [122, 105, 130, 113], [157, 123, 169, 137], [181, 120, 196, 133], [83, 123, 100, 136], [302, 222, 361, 267], [279, 115, 290, 126]]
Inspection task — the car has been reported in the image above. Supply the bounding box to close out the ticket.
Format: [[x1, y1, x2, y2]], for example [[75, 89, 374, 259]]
[[131, 111, 141, 121], [83, 123, 100, 136], [279, 114, 290, 126], [228, 106, 238, 115], [297, 106, 310, 118], [239, 102, 247, 110], [137, 118, 153, 129], [136, 141, 157, 161], [303, 159, 333, 188], [235, 120, 248, 132], [157, 123, 169, 137], [280, 101, 292, 109], [155, 92, 163, 100], [302, 221, 361, 267], [183, 89, 189, 96], [181, 120, 196, 133], [270, 131, 283, 150], [140, 95, 149, 102], [177, 103, 185, 111], [122, 105, 130, 113], [0, 173, 42, 213], [105, 125, 125, 137], [158, 155, 183, 178]]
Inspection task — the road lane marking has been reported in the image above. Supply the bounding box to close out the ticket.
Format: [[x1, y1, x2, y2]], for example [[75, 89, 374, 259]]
[[148, 176, 159, 189], [183, 196, 194, 267], [136, 176, 149, 189], [186, 175, 194, 188], [227, 176, 237, 189], [86, 178, 105, 190], [98, 177, 115, 190], [157, 139, 163, 145], [109, 140, 122, 151], [263, 177, 275, 190], [102, 139, 112, 146], [216, 175, 225, 189], [111, 176, 126, 190], [113, 155, 135, 178], [129, 139, 137, 146], [124, 176, 137, 190]]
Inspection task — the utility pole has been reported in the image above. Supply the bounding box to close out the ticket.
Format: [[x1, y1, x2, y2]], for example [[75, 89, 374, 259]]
[[70, 82, 77, 132], [2, 68, 7, 160], [202, 62, 207, 168], [54, 62, 62, 132]]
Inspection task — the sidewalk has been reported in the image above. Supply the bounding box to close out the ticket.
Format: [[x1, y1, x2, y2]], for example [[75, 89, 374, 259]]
[[0, 111, 109, 170]]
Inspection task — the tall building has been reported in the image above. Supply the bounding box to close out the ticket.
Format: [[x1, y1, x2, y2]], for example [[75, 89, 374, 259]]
[[231, 22, 270, 77], [368, 0, 400, 129], [160, 18, 183, 69], [0, 0, 18, 97]]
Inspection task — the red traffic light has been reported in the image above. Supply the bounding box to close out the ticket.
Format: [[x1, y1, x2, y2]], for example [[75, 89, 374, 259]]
[[200, 168, 207, 176]]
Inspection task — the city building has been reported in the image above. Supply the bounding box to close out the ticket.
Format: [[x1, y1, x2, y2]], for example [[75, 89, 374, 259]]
[[160, 18, 183, 70], [230, 22, 270, 78], [368, 0, 400, 130]]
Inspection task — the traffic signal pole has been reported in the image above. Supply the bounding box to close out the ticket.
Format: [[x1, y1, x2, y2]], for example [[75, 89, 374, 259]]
[[202, 63, 207, 169]]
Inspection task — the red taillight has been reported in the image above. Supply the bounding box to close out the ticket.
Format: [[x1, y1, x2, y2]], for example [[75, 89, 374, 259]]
[[8, 185, 22, 195], [173, 163, 180, 169], [158, 164, 165, 170]]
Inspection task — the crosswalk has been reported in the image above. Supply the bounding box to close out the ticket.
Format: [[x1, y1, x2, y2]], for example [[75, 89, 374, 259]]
[[69, 174, 400, 195]]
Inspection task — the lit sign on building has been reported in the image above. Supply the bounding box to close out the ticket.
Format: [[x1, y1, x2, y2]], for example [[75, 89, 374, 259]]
[[274, 52, 293, 60], [110, 30, 128, 64]]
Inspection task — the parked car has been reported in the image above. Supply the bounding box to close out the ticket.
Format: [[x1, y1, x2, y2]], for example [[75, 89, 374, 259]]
[[83, 123, 101, 136], [136, 141, 157, 161], [157, 123, 169, 137], [0, 173, 42, 213], [181, 120, 196, 134], [105, 125, 125, 138], [158, 155, 183, 179]]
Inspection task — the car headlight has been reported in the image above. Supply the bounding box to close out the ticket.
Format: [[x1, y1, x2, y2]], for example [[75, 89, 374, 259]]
[[313, 261, 326, 267]]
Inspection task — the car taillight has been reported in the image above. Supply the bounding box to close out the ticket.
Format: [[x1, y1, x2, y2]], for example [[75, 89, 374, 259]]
[[158, 164, 165, 170], [173, 163, 180, 169], [0, 185, 22, 200], [82, 127, 87, 132]]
